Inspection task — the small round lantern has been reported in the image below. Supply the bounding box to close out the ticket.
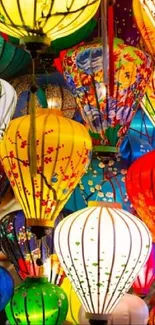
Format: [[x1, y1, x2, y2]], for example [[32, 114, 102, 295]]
[[5, 277, 68, 325], [149, 306, 155, 325], [0, 266, 14, 312]]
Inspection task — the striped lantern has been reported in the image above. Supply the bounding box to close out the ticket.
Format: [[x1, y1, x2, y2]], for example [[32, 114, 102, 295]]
[[149, 307, 155, 325], [0, 79, 17, 138], [54, 202, 152, 322], [0, 109, 92, 228]]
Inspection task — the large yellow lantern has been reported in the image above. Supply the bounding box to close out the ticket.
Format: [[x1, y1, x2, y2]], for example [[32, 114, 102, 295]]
[[0, 0, 100, 47], [0, 109, 92, 227]]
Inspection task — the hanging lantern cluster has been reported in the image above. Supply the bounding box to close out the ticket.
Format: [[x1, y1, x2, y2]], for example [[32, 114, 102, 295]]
[[56, 37, 152, 150], [54, 202, 152, 322]]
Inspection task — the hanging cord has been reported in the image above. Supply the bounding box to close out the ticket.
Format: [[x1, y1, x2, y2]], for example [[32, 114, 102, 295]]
[[29, 59, 38, 176], [108, 0, 115, 97], [101, 0, 108, 85]]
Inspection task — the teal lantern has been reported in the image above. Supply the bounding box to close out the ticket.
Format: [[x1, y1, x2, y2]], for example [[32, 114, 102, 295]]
[[5, 277, 68, 325]]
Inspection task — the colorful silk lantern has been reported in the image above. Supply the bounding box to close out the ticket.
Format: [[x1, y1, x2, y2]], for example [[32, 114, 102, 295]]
[[149, 307, 155, 325], [59, 37, 152, 150], [0, 0, 100, 47], [5, 277, 68, 325], [141, 72, 155, 126], [0, 210, 65, 284], [0, 79, 17, 138], [54, 202, 151, 323], [132, 243, 155, 297], [126, 150, 155, 242], [0, 266, 14, 312], [11, 73, 76, 120], [79, 294, 149, 325], [133, 0, 155, 59], [65, 154, 134, 214], [0, 109, 92, 228], [0, 36, 31, 79], [61, 278, 81, 325]]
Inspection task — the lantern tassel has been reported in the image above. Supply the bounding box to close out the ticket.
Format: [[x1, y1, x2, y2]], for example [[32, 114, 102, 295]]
[[108, 2, 114, 97], [29, 59, 37, 177]]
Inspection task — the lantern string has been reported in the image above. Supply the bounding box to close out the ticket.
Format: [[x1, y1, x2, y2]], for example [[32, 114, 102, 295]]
[[29, 58, 37, 176], [101, 0, 108, 85]]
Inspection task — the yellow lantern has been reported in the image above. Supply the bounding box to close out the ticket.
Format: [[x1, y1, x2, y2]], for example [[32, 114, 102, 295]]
[[133, 0, 155, 59], [0, 0, 100, 47], [61, 278, 81, 325], [0, 109, 92, 227]]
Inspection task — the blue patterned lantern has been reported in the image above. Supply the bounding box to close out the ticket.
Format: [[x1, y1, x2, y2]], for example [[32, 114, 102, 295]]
[[0, 266, 14, 311]]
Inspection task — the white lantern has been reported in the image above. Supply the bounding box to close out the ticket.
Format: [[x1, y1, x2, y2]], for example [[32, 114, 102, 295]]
[[0, 79, 17, 138], [54, 202, 152, 324], [79, 294, 149, 325]]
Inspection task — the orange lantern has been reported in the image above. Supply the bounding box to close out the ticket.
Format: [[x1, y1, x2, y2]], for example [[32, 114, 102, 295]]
[[0, 109, 92, 228]]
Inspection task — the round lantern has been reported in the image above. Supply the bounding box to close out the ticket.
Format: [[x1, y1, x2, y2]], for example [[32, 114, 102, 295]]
[[132, 243, 155, 297], [65, 154, 134, 214], [59, 37, 152, 150], [5, 277, 68, 325], [0, 35, 31, 79], [0, 78, 17, 138], [126, 150, 155, 242], [11, 73, 77, 120], [0, 210, 65, 283], [0, 266, 14, 312], [149, 306, 155, 325], [54, 202, 152, 323], [61, 277, 81, 325], [0, 0, 100, 47], [0, 109, 92, 228], [133, 0, 155, 59], [79, 294, 149, 325]]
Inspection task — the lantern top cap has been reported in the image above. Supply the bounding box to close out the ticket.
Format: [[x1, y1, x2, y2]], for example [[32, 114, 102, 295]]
[[24, 276, 48, 284], [88, 201, 122, 209]]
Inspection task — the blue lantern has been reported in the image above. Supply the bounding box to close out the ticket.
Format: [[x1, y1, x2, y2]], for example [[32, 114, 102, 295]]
[[0, 266, 14, 311]]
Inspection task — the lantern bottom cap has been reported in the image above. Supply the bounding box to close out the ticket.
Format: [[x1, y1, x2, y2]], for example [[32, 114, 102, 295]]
[[86, 313, 111, 320], [26, 218, 54, 228]]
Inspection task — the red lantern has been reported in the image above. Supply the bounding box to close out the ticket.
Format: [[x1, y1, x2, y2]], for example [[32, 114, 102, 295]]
[[126, 150, 155, 242], [149, 307, 155, 325], [132, 243, 155, 297]]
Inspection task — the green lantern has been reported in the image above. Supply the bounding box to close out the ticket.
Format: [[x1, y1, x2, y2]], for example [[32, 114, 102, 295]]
[[5, 277, 68, 325]]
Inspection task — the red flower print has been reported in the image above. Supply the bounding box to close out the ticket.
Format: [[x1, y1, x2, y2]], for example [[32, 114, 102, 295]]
[[44, 157, 52, 164], [35, 191, 42, 198], [13, 173, 19, 179], [8, 170, 12, 177], [36, 139, 39, 145], [12, 163, 16, 170], [23, 160, 29, 167], [41, 200, 47, 206], [10, 151, 14, 158], [47, 146, 54, 154], [37, 166, 42, 173], [11, 180, 15, 186], [62, 175, 69, 181], [21, 140, 27, 148]]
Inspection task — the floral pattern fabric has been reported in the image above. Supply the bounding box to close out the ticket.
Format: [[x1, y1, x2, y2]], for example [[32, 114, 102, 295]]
[[61, 37, 152, 147]]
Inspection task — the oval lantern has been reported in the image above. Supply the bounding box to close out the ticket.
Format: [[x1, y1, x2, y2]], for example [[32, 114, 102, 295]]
[[133, 0, 155, 59], [0, 266, 14, 312], [79, 294, 149, 325], [11, 73, 76, 120], [59, 37, 152, 150], [65, 154, 134, 214], [54, 202, 152, 322], [0, 109, 92, 228], [0, 78, 17, 138], [5, 277, 68, 325], [0, 0, 100, 46], [132, 243, 155, 297], [126, 150, 155, 242], [0, 210, 65, 284], [61, 277, 81, 325]]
